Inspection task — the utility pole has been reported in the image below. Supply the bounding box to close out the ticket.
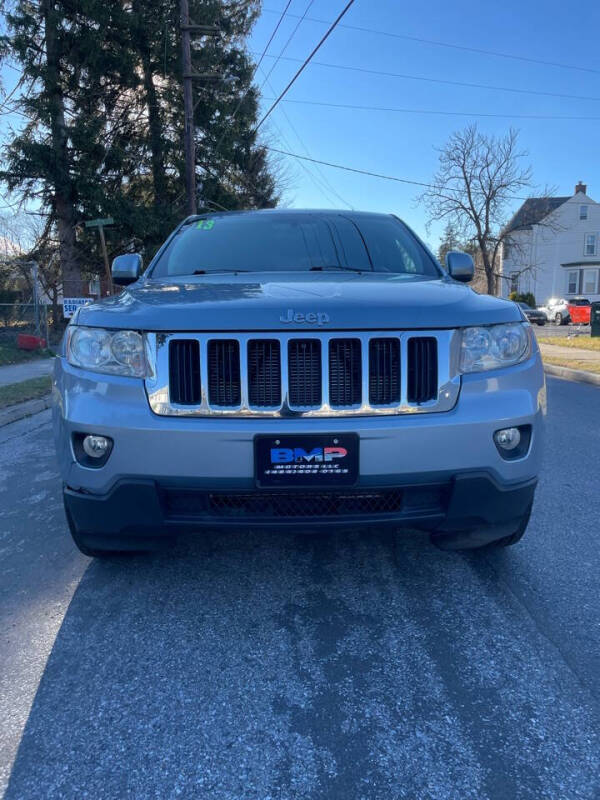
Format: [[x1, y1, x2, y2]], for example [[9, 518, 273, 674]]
[[180, 0, 196, 217], [84, 217, 115, 295], [180, 0, 219, 217]]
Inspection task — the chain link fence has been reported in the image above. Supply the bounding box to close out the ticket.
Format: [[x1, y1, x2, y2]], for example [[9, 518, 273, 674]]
[[0, 303, 63, 359]]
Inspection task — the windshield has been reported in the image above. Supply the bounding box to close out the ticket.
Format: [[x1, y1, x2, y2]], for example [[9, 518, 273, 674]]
[[150, 212, 441, 278]]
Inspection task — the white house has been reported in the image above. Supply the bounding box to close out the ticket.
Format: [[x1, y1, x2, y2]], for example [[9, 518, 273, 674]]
[[501, 182, 600, 304]]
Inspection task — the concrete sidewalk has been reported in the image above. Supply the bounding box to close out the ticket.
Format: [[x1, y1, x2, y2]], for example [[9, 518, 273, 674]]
[[0, 358, 54, 388]]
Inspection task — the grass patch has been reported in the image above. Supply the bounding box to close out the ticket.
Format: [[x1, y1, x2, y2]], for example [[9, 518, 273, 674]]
[[542, 355, 600, 375], [0, 376, 52, 409], [538, 336, 600, 352], [0, 341, 53, 366]]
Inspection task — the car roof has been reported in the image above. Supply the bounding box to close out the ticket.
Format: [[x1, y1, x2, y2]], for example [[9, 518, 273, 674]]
[[183, 208, 395, 223]]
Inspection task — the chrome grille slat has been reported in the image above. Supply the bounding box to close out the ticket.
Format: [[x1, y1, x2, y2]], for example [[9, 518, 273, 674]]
[[148, 330, 459, 418]]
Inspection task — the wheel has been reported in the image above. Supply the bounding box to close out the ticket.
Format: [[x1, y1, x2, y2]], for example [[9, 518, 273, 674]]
[[536, 319, 546, 326], [431, 503, 532, 551], [555, 313, 563, 325]]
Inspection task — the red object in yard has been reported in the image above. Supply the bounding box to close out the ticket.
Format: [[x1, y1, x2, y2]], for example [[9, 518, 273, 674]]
[[17, 333, 46, 350], [567, 298, 591, 325]]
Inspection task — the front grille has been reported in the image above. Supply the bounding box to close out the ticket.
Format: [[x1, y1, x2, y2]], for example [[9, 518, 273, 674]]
[[407, 337, 438, 403], [248, 340, 281, 407], [158, 331, 455, 417], [289, 339, 321, 406], [169, 339, 201, 405], [369, 338, 400, 405], [329, 338, 361, 407], [162, 485, 449, 520], [208, 340, 241, 406]]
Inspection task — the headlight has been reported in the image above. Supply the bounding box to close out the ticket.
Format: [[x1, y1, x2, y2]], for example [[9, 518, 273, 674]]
[[460, 323, 531, 373], [67, 326, 148, 377]]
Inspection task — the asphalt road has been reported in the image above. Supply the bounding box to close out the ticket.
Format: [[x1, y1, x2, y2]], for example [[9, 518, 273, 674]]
[[1, 377, 599, 800]]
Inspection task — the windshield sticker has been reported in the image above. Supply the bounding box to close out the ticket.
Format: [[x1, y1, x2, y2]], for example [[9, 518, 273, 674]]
[[196, 219, 215, 230]]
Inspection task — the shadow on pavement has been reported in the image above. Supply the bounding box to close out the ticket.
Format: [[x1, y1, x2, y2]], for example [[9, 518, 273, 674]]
[[5, 525, 599, 800]]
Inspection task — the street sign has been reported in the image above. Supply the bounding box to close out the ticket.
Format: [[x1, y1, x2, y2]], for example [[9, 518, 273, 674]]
[[63, 297, 93, 319], [84, 217, 114, 228]]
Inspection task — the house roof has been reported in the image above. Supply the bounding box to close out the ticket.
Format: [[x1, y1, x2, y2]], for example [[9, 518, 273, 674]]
[[506, 196, 570, 233]]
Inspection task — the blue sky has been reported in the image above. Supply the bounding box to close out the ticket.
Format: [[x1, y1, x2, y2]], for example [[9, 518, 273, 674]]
[[250, 0, 600, 249]]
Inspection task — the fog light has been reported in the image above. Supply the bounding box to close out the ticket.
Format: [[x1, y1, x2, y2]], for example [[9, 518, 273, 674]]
[[494, 427, 521, 451], [82, 435, 110, 458]]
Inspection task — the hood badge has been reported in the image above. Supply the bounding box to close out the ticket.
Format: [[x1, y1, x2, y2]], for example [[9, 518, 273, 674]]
[[280, 308, 330, 325]]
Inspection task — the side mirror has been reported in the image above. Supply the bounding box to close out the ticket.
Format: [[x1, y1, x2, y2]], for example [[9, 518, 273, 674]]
[[446, 251, 475, 283], [112, 253, 143, 286]]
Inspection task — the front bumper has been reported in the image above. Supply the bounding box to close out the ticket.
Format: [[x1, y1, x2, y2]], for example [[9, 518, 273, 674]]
[[54, 352, 545, 540]]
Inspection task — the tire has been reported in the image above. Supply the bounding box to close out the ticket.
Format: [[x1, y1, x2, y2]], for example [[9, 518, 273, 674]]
[[555, 313, 563, 325], [536, 320, 546, 326]]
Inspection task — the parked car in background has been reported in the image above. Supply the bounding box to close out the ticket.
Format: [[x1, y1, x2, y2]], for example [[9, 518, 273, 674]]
[[566, 297, 591, 325], [539, 298, 570, 325], [517, 302, 546, 326]]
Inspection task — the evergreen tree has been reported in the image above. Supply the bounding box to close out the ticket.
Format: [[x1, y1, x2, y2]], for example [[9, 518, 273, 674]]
[[1, 1, 280, 289]]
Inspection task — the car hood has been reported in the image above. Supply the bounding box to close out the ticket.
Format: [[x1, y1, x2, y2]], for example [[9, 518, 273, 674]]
[[74, 273, 522, 331]]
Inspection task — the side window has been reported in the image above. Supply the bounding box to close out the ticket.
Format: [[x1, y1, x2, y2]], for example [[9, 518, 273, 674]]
[[580, 205, 588, 220], [584, 233, 597, 256], [567, 270, 579, 294], [583, 269, 598, 294]]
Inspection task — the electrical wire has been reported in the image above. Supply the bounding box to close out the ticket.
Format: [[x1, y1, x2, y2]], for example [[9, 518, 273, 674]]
[[264, 146, 533, 201], [258, 0, 316, 92], [257, 65, 353, 209], [261, 6, 600, 76], [273, 97, 600, 121], [255, 0, 356, 131], [253, 51, 600, 104]]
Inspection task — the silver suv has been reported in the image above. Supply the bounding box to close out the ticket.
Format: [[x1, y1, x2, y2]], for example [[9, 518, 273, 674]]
[[53, 210, 545, 556]]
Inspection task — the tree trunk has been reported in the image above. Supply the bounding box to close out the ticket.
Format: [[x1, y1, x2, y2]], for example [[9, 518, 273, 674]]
[[42, 0, 81, 296], [131, 0, 168, 209]]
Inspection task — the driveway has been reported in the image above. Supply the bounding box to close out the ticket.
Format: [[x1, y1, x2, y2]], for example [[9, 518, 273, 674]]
[[1, 377, 599, 799]]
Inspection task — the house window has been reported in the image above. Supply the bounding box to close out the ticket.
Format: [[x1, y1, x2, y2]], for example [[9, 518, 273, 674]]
[[584, 233, 597, 256], [583, 269, 598, 294], [580, 205, 588, 220], [503, 239, 510, 259], [567, 270, 579, 294]]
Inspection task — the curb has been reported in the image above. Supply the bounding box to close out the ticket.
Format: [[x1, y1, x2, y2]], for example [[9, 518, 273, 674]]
[[0, 395, 52, 428], [544, 364, 600, 387]]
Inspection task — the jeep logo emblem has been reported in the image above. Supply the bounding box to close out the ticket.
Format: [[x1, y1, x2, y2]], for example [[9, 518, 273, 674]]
[[280, 308, 330, 325]]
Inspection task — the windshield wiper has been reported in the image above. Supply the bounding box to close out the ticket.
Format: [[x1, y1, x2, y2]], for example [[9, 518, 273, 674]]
[[309, 265, 370, 274], [192, 269, 250, 275]]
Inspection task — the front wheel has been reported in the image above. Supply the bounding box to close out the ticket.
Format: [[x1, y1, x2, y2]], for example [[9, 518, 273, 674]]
[[536, 320, 546, 326], [554, 313, 563, 325]]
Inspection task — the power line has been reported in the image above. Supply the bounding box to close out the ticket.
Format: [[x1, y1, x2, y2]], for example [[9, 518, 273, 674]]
[[274, 96, 600, 121], [264, 146, 533, 200], [211, 0, 293, 155], [253, 51, 600, 104], [262, 6, 600, 76], [258, 0, 316, 92], [255, 0, 356, 131], [257, 66, 353, 209]]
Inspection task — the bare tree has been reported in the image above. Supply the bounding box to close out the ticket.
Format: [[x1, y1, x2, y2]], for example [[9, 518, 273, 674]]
[[420, 125, 532, 295]]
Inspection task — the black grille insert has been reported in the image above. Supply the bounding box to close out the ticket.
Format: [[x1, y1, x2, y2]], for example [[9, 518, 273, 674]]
[[248, 340, 281, 407], [407, 337, 438, 403], [169, 339, 201, 405], [208, 340, 241, 406], [369, 338, 400, 405], [288, 339, 321, 406], [162, 485, 449, 520], [329, 338, 361, 407]]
